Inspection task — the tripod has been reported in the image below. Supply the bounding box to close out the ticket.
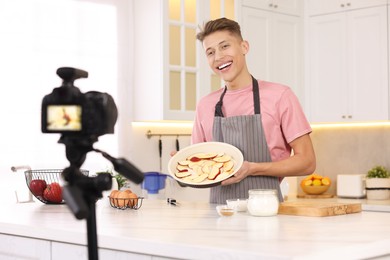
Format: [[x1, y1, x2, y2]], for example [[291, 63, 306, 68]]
[[60, 135, 144, 260]]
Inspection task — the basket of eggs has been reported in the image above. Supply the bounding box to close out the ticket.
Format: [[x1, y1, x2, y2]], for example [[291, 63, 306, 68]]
[[108, 189, 143, 210], [300, 173, 331, 195]]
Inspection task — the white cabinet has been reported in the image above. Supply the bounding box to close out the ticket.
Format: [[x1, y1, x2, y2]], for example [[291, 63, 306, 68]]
[[307, 5, 388, 122], [241, 0, 302, 16], [240, 6, 303, 101], [51, 242, 152, 260], [307, 0, 387, 16], [0, 233, 51, 260]]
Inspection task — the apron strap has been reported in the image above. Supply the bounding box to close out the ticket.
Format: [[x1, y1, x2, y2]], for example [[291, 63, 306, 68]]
[[214, 76, 261, 117], [252, 76, 260, 115], [214, 87, 227, 117]]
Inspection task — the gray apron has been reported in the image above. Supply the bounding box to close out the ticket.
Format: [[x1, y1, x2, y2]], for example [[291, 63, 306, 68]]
[[210, 76, 283, 204]]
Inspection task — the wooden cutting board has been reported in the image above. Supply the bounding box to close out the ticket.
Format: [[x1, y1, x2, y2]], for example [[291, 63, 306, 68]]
[[278, 201, 362, 217]]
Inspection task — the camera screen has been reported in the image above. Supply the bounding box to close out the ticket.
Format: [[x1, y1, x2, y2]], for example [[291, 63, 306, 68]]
[[47, 105, 82, 131]]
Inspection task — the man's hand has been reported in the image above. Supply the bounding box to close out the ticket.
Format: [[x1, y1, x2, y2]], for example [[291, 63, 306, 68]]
[[221, 161, 251, 185]]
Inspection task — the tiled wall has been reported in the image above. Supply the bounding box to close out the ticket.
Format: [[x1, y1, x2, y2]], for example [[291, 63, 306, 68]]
[[299, 123, 390, 196]]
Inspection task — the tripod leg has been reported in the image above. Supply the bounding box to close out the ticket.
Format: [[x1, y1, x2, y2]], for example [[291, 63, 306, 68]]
[[86, 202, 99, 260]]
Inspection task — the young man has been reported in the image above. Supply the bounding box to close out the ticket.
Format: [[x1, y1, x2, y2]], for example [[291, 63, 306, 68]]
[[192, 18, 316, 204]]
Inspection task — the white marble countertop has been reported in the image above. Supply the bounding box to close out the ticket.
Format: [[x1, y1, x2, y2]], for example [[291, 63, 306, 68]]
[[1, 198, 390, 260]]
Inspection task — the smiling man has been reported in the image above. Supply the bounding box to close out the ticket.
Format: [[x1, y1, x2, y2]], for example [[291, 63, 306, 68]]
[[192, 17, 316, 204]]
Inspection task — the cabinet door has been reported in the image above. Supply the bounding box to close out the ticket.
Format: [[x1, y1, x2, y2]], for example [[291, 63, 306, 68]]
[[308, 12, 348, 122], [0, 233, 51, 260], [241, 7, 303, 99], [242, 7, 272, 81], [242, 0, 302, 16], [270, 12, 302, 99], [347, 6, 388, 121], [308, 6, 388, 122], [308, 0, 387, 16], [51, 242, 151, 260]]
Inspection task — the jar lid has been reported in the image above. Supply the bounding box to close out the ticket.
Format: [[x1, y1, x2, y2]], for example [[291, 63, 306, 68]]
[[248, 189, 277, 195]]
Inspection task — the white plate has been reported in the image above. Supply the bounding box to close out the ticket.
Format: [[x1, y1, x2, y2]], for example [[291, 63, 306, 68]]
[[168, 142, 244, 188]]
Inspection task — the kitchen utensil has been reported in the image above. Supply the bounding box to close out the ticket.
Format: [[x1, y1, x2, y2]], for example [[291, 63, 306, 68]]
[[278, 201, 362, 217], [167, 142, 244, 188], [159, 136, 163, 172], [25, 169, 89, 204], [141, 171, 169, 197], [167, 198, 180, 206], [176, 136, 180, 151]]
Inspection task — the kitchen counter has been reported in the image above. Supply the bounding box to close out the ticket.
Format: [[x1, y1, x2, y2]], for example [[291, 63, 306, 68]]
[[1, 198, 390, 260]]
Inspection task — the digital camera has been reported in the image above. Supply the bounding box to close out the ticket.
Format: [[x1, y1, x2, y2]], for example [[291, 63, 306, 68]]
[[41, 67, 118, 136]]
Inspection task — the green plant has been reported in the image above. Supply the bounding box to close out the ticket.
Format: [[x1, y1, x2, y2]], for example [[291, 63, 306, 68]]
[[367, 166, 390, 179], [96, 169, 126, 190]]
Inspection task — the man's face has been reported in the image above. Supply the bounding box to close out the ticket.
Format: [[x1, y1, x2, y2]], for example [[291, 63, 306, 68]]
[[202, 30, 248, 83]]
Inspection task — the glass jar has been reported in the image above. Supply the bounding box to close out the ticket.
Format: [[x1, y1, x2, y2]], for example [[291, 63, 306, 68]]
[[247, 189, 279, 216]]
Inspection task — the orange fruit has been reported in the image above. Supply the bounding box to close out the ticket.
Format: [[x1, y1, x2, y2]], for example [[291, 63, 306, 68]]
[[302, 179, 313, 186], [312, 179, 322, 186], [312, 173, 323, 180], [321, 177, 331, 186], [303, 175, 314, 181]]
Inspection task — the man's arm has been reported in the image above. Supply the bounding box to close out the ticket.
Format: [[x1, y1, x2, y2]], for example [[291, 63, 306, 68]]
[[221, 134, 316, 185]]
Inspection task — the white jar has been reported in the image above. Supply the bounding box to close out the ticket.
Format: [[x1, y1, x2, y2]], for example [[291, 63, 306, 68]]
[[247, 189, 279, 216]]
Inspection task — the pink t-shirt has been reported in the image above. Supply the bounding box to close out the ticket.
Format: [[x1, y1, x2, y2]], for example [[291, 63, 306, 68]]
[[191, 80, 312, 162]]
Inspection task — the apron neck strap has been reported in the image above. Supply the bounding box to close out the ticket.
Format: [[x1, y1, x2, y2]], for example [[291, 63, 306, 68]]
[[214, 76, 260, 117], [252, 76, 260, 114]]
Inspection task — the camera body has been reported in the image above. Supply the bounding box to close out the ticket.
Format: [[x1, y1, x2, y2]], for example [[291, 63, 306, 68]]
[[41, 67, 118, 136]]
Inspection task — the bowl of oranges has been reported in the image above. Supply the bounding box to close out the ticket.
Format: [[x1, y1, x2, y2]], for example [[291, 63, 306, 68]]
[[108, 189, 143, 210], [300, 173, 331, 195]]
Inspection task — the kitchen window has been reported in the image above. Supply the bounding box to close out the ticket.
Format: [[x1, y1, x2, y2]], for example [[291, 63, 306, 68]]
[[0, 0, 130, 172]]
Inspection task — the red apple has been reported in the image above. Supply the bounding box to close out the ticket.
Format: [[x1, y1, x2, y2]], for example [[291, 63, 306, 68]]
[[43, 182, 62, 203], [29, 179, 47, 197]]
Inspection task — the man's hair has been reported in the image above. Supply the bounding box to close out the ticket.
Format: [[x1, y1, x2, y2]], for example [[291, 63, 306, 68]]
[[196, 17, 243, 42]]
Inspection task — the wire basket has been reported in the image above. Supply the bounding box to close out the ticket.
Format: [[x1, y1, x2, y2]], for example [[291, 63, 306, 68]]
[[25, 169, 89, 204], [108, 196, 144, 210]]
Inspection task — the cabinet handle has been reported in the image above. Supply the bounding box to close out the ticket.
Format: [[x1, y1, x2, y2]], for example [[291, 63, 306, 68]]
[[269, 3, 273, 7], [347, 3, 351, 6], [274, 4, 278, 8], [340, 4, 345, 7], [348, 115, 352, 119], [342, 115, 346, 119]]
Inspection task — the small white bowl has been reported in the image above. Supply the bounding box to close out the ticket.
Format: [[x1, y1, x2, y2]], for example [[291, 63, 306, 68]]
[[216, 205, 236, 217], [226, 198, 248, 212]]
